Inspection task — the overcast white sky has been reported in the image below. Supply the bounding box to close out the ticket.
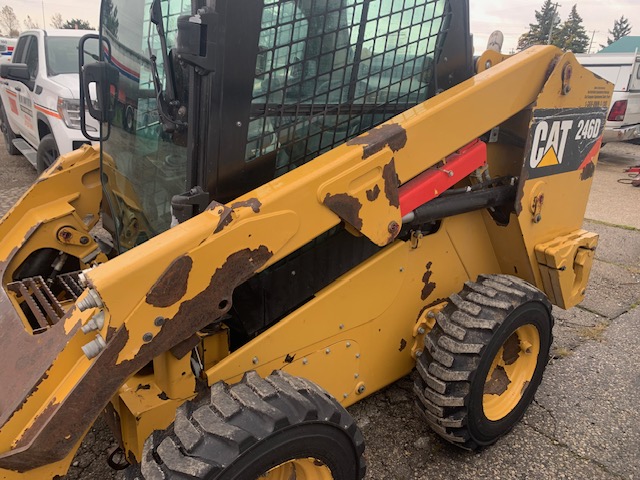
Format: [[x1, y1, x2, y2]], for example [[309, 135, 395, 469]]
[[8, 0, 640, 54]]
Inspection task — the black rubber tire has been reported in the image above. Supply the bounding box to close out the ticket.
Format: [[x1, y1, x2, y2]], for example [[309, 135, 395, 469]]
[[130, 370, 366, 479], [414, 274, 553, 450], [124, 105, 135, 133], [0, 101, 20, 155], [36, 133, 60, 174]]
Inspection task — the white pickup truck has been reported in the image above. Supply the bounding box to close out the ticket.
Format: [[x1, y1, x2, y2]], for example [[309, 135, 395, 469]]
[[577, 52, 640, 144], [0, 29, 98, 173]]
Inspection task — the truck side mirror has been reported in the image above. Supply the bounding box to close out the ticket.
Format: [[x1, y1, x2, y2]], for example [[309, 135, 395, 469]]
[[0, 63, 31, 83]]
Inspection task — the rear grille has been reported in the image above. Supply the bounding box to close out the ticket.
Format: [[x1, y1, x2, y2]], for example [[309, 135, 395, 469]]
[[7, 272, 84, 333]]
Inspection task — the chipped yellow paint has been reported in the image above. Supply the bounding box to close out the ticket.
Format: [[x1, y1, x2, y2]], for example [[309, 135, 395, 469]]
[[205, 213, 501, 410], [0, 46, 613, 476], [63, 307, 95, 336], [110, 211, 299, 365], [318, 148, 401, 246], [115, 353, 196, 456], [483, 324, 541, 421]]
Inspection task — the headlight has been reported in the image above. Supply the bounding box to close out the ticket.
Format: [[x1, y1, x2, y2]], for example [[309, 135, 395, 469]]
[[57, 97, 97, 132]]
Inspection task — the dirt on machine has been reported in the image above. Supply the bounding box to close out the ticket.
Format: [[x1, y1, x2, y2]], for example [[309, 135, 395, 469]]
[[0, 0, 612, 478]]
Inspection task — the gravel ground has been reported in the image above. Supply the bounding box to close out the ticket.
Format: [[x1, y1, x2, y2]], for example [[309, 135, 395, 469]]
[[0, 139, 638, 479]]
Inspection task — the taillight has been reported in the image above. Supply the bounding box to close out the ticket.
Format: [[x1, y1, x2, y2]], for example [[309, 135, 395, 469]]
[[608, 100, 627, 121]]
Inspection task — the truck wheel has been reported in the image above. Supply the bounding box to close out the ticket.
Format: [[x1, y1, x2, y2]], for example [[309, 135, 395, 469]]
[[0, 101, 20, 155], [124, 105, 135, 132], [414, 274, 553, 450], [36, 134, 60, 174], [132, 370, 366, 479]]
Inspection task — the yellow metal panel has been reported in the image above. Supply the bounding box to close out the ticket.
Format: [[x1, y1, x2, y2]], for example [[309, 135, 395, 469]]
[[534, 230, 598, 309], [203, 213, 500, 408], [0, 46, 611, 473]]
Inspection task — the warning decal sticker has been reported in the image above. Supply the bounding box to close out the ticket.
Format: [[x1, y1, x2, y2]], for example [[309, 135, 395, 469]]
[[524, 107, 608, 179]]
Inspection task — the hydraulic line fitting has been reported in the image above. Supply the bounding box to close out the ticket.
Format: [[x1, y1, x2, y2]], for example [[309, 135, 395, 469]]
[[81, 334, 107, 359], [81, 311, 105, 334], [77, 288, 103, 311]]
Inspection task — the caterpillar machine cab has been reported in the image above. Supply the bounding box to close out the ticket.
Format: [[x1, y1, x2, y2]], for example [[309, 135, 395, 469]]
[[0, 0, 612, 478]]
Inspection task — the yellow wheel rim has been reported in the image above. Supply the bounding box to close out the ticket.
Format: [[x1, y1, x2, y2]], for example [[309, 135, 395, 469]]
[[482, 324, 540, 421], [260, 457, 334, 480]]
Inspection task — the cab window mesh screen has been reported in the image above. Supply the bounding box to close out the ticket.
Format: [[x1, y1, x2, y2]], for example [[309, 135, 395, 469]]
[[246, 0, 449, 175]]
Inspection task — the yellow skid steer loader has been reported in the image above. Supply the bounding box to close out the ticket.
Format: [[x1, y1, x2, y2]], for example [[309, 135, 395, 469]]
[[0, 0, 611, 478]]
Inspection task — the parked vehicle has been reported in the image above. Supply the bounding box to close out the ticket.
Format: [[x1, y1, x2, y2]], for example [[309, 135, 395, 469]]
[[577, 52, 640, 144], [0, 37, 16, 65], [0, 29, 98, 173]]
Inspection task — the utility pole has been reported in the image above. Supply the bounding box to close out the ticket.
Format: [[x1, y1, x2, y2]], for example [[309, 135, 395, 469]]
[[588, 30, 598, 53], [547, 2, 560, 45], [41, 0, 45, 29]]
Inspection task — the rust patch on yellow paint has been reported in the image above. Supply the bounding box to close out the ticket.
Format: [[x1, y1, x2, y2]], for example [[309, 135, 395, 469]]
[[421, 261, 436, 301], [168, 246, 272, 330], [0, 327, 131, 471], [14, 400, 57, 450], [514, 167, 529, 216], [580, 161, 595, 181], [399, 338, 407, 352], [63, 305, 79, 335], [366, 184, 381, 202], [170, 333, 200, 360], [484, 365, 511, 396], [231, 198, 262, 213], [382, 159, 400, 208], [145, 255, 193, 308], [502, 333, 521, 365], [206, 201, 234, 233], [323, 193, 363, 230], [347, 123, 408, 159]]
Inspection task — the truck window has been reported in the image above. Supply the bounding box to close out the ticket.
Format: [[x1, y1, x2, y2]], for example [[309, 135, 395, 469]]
[[24, 36, 38, 81], [46, 37, 95, 75], [12, 36, 30, 65], [631, 62, 640, 91]]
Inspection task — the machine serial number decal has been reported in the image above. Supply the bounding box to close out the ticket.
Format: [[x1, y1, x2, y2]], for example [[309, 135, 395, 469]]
[[525, 107, 608, 179]]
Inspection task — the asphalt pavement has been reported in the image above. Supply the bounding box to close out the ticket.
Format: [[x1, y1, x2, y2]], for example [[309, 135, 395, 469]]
[[0, 139, 638, 479]]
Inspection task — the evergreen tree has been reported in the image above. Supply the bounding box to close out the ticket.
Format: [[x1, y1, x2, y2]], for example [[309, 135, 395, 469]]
[[606, 15, 632, 45], [61, 18, 93, 30], [557, 5, 589, 53], [517, 0, 561, 50], [102, 0, 119, 37]]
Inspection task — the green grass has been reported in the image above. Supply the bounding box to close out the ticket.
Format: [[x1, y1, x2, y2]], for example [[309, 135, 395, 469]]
[[584, 218, 640, 232]]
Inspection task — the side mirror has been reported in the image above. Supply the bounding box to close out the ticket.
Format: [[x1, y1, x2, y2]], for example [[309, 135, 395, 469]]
[[82, 62, 119, 121], [78, 34, 117, 141], [0, 63, 31, 82]]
